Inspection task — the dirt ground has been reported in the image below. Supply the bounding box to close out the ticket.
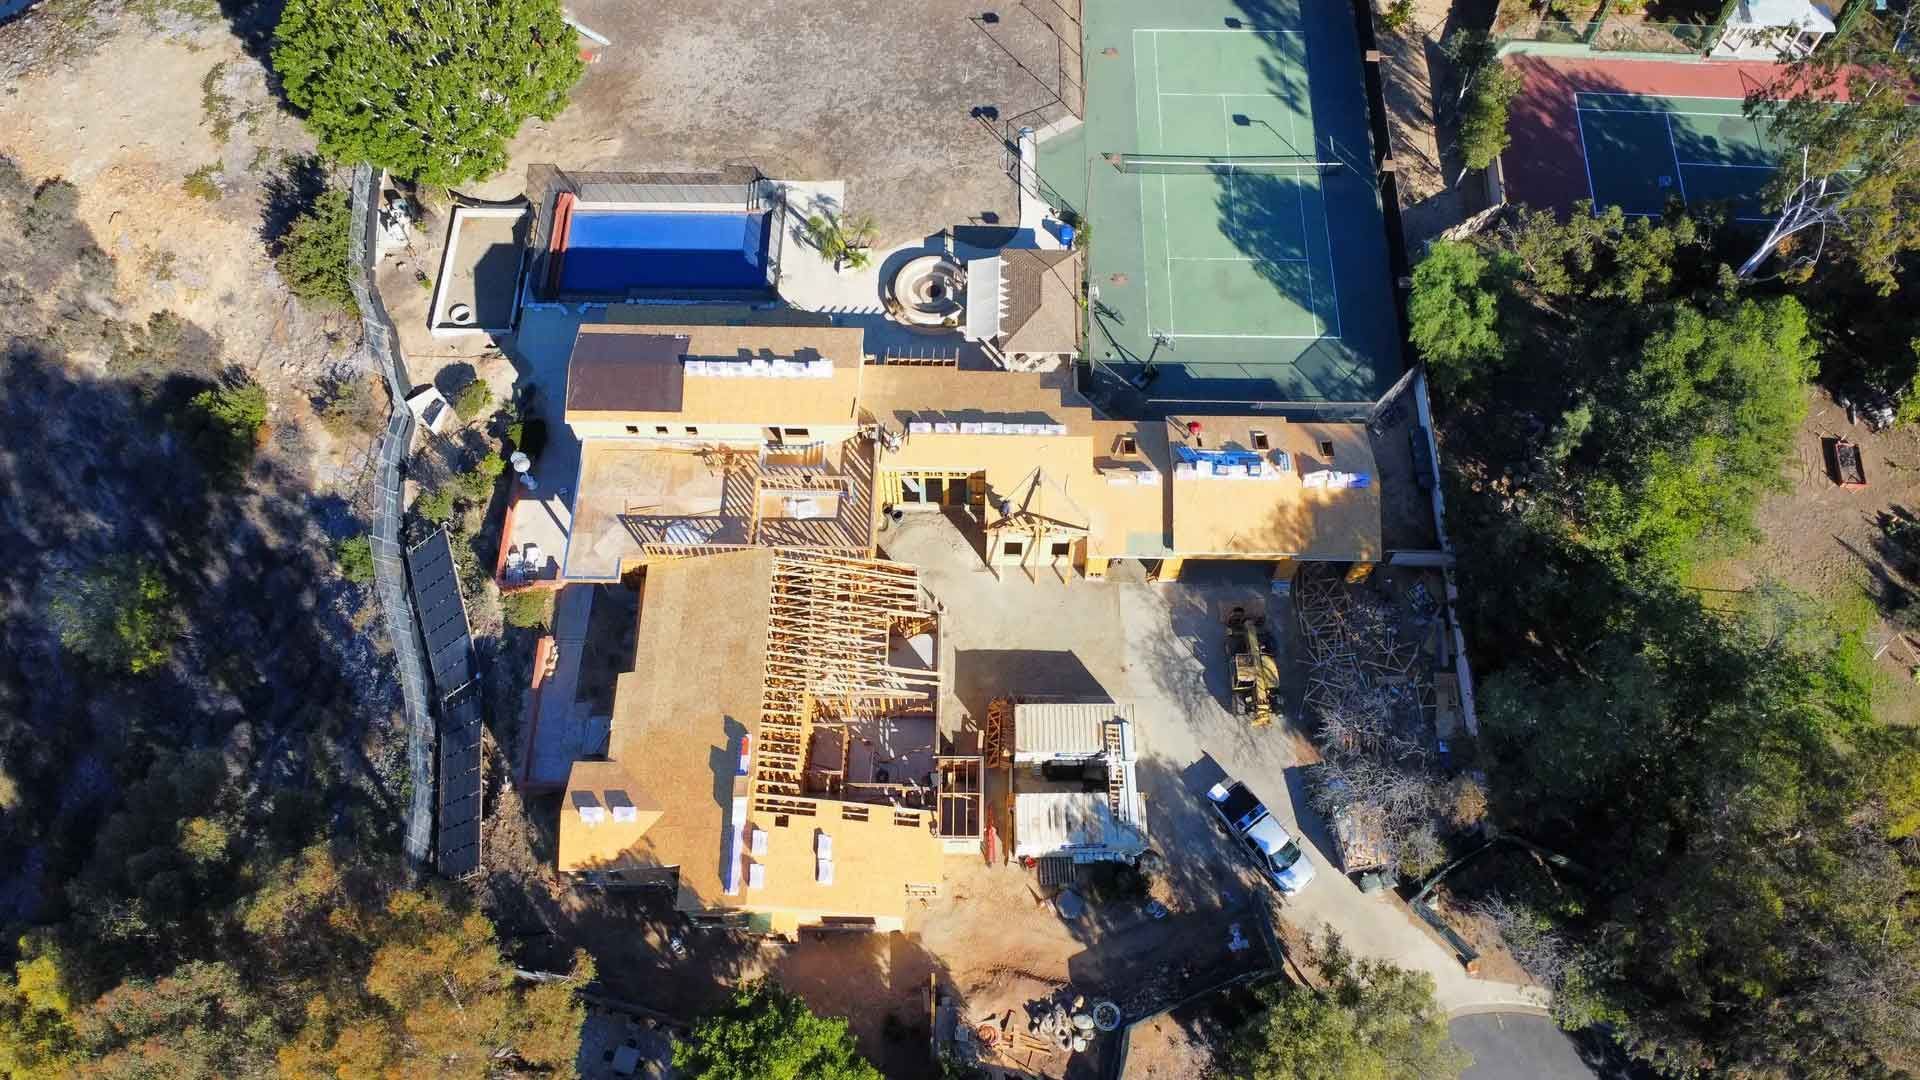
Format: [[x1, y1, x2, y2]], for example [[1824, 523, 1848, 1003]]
[[0, 5, 374, 488], [1695, 389, 1920, 725], [476, 0, 1083, 246], [1374, 0, 1494, 251]]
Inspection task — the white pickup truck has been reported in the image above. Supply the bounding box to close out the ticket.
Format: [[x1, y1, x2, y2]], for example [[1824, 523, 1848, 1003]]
[[1207, 778, 1317, 894]]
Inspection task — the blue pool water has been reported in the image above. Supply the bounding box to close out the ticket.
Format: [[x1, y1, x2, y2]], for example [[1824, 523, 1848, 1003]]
[[558, 209, 772, 294]]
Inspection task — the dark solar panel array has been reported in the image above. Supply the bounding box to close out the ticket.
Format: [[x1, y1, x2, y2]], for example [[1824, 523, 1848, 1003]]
[[437, 683, 484, 878], [406, 532, 474, 692], [404, 530, 484, 878]]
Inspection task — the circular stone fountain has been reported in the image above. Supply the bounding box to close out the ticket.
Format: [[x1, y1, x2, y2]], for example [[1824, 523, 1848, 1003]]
[[886, 254, 964, 329]]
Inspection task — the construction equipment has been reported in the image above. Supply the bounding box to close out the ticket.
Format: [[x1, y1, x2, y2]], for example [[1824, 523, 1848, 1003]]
[[1226, 607, 1280, 727]]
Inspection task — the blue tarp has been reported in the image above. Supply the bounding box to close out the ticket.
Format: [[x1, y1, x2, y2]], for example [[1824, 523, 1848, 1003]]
[[559, 209, 771, 293]]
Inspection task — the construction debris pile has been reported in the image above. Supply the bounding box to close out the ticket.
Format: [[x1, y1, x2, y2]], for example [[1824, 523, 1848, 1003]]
[[1295, 567, 1453, 878], [947, 988, 1123, 1077]]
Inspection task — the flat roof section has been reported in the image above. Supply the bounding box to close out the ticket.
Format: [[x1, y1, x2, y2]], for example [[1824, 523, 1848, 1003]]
[[430, 206, 528, 336], [1014, 702, 1135, 759]]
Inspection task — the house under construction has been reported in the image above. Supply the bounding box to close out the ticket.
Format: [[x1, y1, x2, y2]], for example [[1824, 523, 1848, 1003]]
[[542, 322, 1383, 585], [557, 547, 981, 936]]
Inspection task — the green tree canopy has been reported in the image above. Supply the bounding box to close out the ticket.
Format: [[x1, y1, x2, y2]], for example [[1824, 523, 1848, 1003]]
[[273, 0, 584, 186], [48, 557, 181, 675], [1420, 203, 1920, 1074], [274, 188, 357, 314], [1407, 241, 1505, 391], [178, 378, 269, 485], [674, 980, 882, 1080], [1227, 931, 1469, 1080], [1742, 6, 1920, 292]]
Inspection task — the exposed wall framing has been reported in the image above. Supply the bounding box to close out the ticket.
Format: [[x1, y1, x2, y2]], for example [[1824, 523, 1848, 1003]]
[[753, 552, 942, 815], [936, 756, 984, 839]]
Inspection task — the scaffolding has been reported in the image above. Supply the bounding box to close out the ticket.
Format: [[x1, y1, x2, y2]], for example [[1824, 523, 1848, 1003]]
[[752, 552, 942, 815]]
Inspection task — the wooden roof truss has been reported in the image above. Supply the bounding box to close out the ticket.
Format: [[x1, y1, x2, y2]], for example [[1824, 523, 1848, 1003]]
[[752, 551, 941, 814]]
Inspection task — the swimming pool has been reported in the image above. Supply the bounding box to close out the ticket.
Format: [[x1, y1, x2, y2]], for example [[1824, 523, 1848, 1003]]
[[550, 203, 774, 295]]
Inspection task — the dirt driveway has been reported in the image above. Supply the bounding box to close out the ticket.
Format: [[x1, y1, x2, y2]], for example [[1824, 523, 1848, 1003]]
[[480, 0, 1082, 244]]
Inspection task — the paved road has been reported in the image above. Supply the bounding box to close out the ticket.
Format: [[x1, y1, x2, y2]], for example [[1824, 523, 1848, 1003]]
[[1451, 1012, 1600, 1080]]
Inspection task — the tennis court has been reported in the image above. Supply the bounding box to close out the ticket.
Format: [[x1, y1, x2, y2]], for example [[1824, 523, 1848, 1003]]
[[1043, 0, 1397, 407], [1575, 92, 1777, 221]]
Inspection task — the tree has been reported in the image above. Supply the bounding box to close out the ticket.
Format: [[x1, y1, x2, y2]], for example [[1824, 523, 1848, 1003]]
[[453, 376, 493, 421], [275, 188, 357, 314], [178, 377, 270, 484], [275, 874, 590, 1078], [1455, 61, 1519, 174], [1740, 5, 1920, 291], [804, 211, 880, 271], [272, 0, 584, 186], [1407, 242, 1505, 390], [674, 980, 882, 1080], [49, 557, 182, 675], [1227, 931, 1469, 1080], [336, 534, 375, 584]]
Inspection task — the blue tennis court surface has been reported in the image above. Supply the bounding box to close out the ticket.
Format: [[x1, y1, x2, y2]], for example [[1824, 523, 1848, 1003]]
[[558, 210, 773, 293]]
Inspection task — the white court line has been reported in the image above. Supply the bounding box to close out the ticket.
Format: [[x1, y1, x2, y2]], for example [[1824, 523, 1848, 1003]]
[[1172, 255, 1311, 263], [1577, 106, 1755, 118], [1157, 91, 1290, 97], [1575, 90, 1747, 103], [1663, 113, 1689, 204], [1135, 27, 1304, 33], [1220, 96, 1235, 210], [1134, 40, 1154, 336], [1316, 174, 1344, 340], [1153, 32, 1165, 148], [1164, 332, 1329, 340], [1678, 160, 1775, 169], [1294, 178, 1317, 337], [1571, 97, 1602, 210], [1162, 174, 1174, 332]]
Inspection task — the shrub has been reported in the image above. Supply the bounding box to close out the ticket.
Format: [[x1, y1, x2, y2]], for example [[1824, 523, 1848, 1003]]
[[107, 311, 221, 380], [501, 589, 553, 630], [182, 165, 222, 202], [275, 188, 358, 314], [316, 375, 386, 439], [510, 417, 548, 460], [179, 378, 269, 483], [1380, 0, 1417, 32], [415, 487, 456, 523], [336, 534, 375, 584], [49, 558, 182, 675], [453, 378, 493, 421], [20, 178, 80, 237]]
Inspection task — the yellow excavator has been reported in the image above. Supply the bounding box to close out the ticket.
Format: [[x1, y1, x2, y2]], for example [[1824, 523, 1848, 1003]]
[[1226, 607, 1280, 727]]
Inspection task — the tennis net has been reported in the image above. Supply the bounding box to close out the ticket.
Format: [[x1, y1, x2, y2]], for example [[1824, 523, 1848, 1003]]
[[1107, 152, 1345, 176]]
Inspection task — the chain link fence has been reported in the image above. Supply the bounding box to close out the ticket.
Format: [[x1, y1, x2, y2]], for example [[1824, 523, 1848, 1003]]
[[349, 164, 436, 869]]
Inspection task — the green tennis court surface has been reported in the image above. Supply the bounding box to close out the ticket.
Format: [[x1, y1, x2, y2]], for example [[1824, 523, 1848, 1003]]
[[1040, 0, 1398, 407], [1576, 92, 1777, 221]]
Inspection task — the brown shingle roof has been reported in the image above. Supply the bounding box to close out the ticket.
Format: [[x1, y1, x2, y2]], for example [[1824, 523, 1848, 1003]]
[[997, 248, 1081, 356]]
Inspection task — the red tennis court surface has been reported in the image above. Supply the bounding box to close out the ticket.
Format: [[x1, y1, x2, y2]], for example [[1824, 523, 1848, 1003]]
[[1501, 56, 1797, 214]]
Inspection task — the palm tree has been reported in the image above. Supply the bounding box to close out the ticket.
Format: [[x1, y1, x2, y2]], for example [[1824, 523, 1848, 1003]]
[[804, 210, 880, 271]]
